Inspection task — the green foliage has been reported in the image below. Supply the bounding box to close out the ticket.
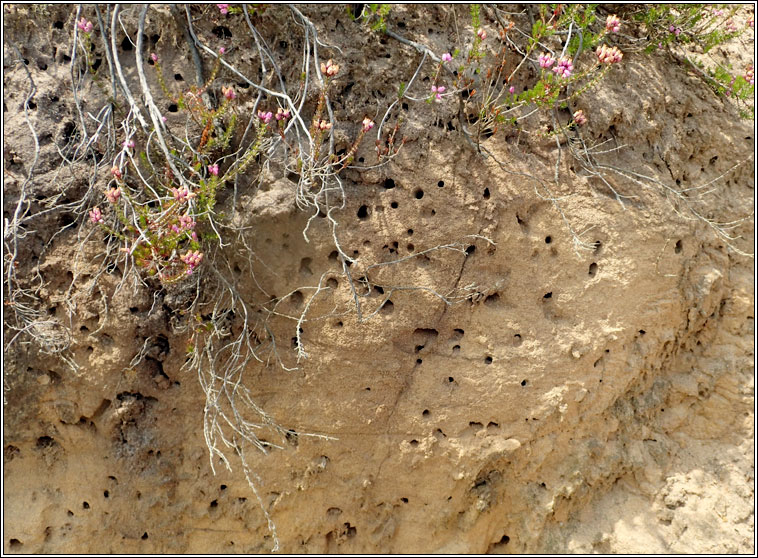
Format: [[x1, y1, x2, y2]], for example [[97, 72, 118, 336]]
[[577, 4, 598, 28], [529, 20, 547, 50], [707, 65, 755, 118], [437, 2, 752, 151], [90, 53, 257, 284], [361, 4, 392, 33], [470, 4, 481, 29], [449, 3, 626, 145], [628, 4, 753, 117], [634, 4, 744, 53]]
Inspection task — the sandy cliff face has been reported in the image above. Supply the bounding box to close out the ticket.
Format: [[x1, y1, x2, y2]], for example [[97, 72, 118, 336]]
[[3, 4, 754, 554]]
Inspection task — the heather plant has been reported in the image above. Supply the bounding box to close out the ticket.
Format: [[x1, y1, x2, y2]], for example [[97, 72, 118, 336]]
[[387, 4, 633, 251], [626, 3, 755, 118], [353, 3, 393, 32], [456, 5, 625, 142], [89, 48, 263, 284], [83, 17, 389, 289], [404, 4, 753, 253]]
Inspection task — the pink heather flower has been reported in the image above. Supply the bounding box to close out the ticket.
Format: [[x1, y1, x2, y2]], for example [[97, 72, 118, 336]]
[[745, 66, 754, 85], [222, 86, 236, 101], [552, 57, 573, 79], [123, 139, 135, 149], [441, 52, 453, 62], [171, 187, 196, 203], [509, 86, 515, 94], [111, 166, 123, 179], [361, 117, 375, 132], [477, 28, 487, 40], [105, 187, 121, 204], [317, 119, 332, 131], [178, 214, 195, 230], [172, 214, 195, 234], [208, 163, 219, 176], [217, 4, 230, 15], [181, 250, 203, 271], [539, 53, 555, 68], [320, 59, 340, 77], [219, 47, 226, 55], [596, 44, 623, 64], [257, 110, 273, 124], [726, 20, 737, 32], [605, 14, 621, 33], [431, 85, 446, 101], [150, 53, 158, 63], [573, 110, 587, 126], [77, 18, 94, 33], [275, 107, 291, 120], [89, 207, 104, 224], [161, 116, 167, 123]]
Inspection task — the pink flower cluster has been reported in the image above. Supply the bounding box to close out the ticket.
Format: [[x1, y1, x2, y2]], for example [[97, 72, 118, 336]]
[[150, 53, 158, 63], [431, 85, 446, 101], [111, 166, 123, 179], [669, 25, 681, 36], [208, 164, 219, 176], [217, 4, 230, 15], [441, 52, 453, 62], [89, 207, 104, 224], [181, 250, 203, 274], [123, 139, 135, 150], [316, 119, 332, 131], [573, 110, 587, 126], [105, 187, 121, 204], [321, 59, 340, 77], [171, 214, 196, 234], [77, 18, 94, 33], [256, 106, 291, 124], [361, 117, 375, 132], [178, 214, 195, 230], [552, 57, 573, 78], [745, 66, 754, 85], [477, 28, 487, 40], [222, 86, 236, 101], [605, 15, 621, 33], [596, 44, 623, 64], [539, 53, 555, 68], [171, 187, 196, 203]]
